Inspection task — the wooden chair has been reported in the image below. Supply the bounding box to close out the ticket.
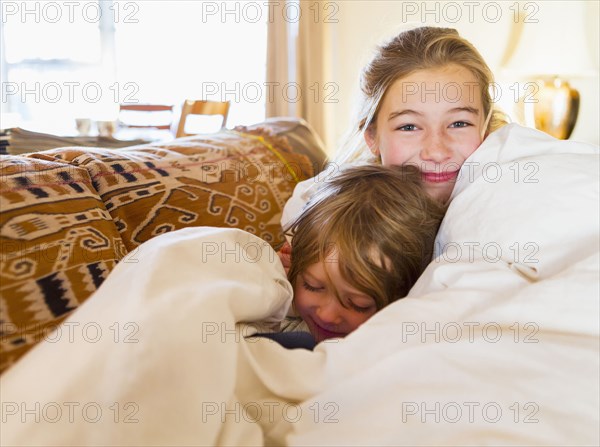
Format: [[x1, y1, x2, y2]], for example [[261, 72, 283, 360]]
[[176, 100, 230, 138]]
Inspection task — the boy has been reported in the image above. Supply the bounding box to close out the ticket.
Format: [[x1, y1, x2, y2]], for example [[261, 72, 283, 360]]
[[256, 164, 446, 349]]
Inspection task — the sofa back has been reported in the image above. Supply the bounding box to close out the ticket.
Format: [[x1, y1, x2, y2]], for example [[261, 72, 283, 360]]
[[0, 118, 327, 374]]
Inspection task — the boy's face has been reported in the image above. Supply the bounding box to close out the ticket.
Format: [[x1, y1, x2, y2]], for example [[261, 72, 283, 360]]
[[365, 64, 486, 203], [294, 251, 377, 343]]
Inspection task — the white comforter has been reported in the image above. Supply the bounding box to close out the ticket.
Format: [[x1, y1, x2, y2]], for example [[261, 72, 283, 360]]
[[1, 124, 598, 446]]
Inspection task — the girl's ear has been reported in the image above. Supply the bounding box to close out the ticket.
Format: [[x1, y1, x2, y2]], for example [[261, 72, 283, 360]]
[[364, 125, 379, 156]]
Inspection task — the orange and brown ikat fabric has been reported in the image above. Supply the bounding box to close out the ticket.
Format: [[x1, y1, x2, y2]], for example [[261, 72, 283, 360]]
[[0, 157, 127, 373], [32, 129, 314, 251], [0, 128, 314, 373]]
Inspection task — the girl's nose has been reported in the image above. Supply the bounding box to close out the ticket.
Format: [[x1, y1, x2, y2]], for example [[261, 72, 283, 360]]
[[420, 132, 453, 163]]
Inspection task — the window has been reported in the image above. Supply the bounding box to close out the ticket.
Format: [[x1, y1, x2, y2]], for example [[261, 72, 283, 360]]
[[1, 1, 268, 135]]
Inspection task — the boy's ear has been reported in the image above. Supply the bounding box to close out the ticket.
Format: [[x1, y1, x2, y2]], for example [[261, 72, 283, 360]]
[[364, 125, 379, 156]]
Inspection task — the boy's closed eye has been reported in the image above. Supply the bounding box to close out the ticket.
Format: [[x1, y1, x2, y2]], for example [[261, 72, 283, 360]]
[[346, 295, 376, 313], [302, 280, 376, 312], [300, 272, 326, 292], [302, 280, 324, 293]]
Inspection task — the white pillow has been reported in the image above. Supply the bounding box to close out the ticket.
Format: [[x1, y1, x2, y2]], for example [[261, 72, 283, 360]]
[[436, 123, 599, 280]]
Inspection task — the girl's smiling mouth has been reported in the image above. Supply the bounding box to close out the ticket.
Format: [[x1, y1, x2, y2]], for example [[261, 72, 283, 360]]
[[421, 170, 459, 183]]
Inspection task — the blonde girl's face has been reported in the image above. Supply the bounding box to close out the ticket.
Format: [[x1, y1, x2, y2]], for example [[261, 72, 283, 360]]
[[293, 251, 377, 343], [365, 64, 487, 203]]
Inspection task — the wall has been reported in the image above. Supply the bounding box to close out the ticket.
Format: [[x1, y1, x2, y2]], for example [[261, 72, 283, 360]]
[[324, 0, 599, 155]]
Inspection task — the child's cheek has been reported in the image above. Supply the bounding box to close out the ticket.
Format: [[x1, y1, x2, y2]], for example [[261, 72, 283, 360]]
[[292, 283, 309, 314]]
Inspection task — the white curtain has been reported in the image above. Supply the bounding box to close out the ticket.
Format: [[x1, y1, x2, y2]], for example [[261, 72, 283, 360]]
[[266, 0, 334, 152]]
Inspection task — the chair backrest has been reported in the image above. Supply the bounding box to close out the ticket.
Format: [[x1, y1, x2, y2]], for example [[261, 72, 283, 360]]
[[118, 104, 174, 131], [176, 100, 230, 138]]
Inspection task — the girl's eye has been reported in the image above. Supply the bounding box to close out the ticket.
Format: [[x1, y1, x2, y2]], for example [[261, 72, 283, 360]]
[[396, 124, 417, 131], [302, 281, 323, 293], [450, 121, 471, 128]]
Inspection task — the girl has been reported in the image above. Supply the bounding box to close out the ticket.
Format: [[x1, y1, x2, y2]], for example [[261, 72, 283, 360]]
[[279, 25, 508, 267]]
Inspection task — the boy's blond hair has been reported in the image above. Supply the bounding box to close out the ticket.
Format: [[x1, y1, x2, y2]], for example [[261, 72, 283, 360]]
[[286, 165, 446, 310]]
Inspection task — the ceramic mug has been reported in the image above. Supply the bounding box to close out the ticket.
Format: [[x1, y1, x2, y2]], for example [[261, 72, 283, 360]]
[[75, 118, 92, 136], [97, 120, 117, 137]]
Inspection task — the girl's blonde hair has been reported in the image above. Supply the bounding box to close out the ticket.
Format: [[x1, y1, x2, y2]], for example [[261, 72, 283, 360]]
[[336, 26, 508, 165], [286, 164, 446, 310]]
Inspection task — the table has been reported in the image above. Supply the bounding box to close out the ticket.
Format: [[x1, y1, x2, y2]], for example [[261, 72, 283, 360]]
[[1, 127, 154, 155]]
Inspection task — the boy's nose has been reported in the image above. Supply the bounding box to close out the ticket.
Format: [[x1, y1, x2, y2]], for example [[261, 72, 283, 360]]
[[421, 132, 453, 163], [315, 297, 343, 326]]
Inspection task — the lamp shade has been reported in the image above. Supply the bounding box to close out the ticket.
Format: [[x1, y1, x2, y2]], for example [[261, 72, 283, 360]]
[[502, 1, 597, 78]]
